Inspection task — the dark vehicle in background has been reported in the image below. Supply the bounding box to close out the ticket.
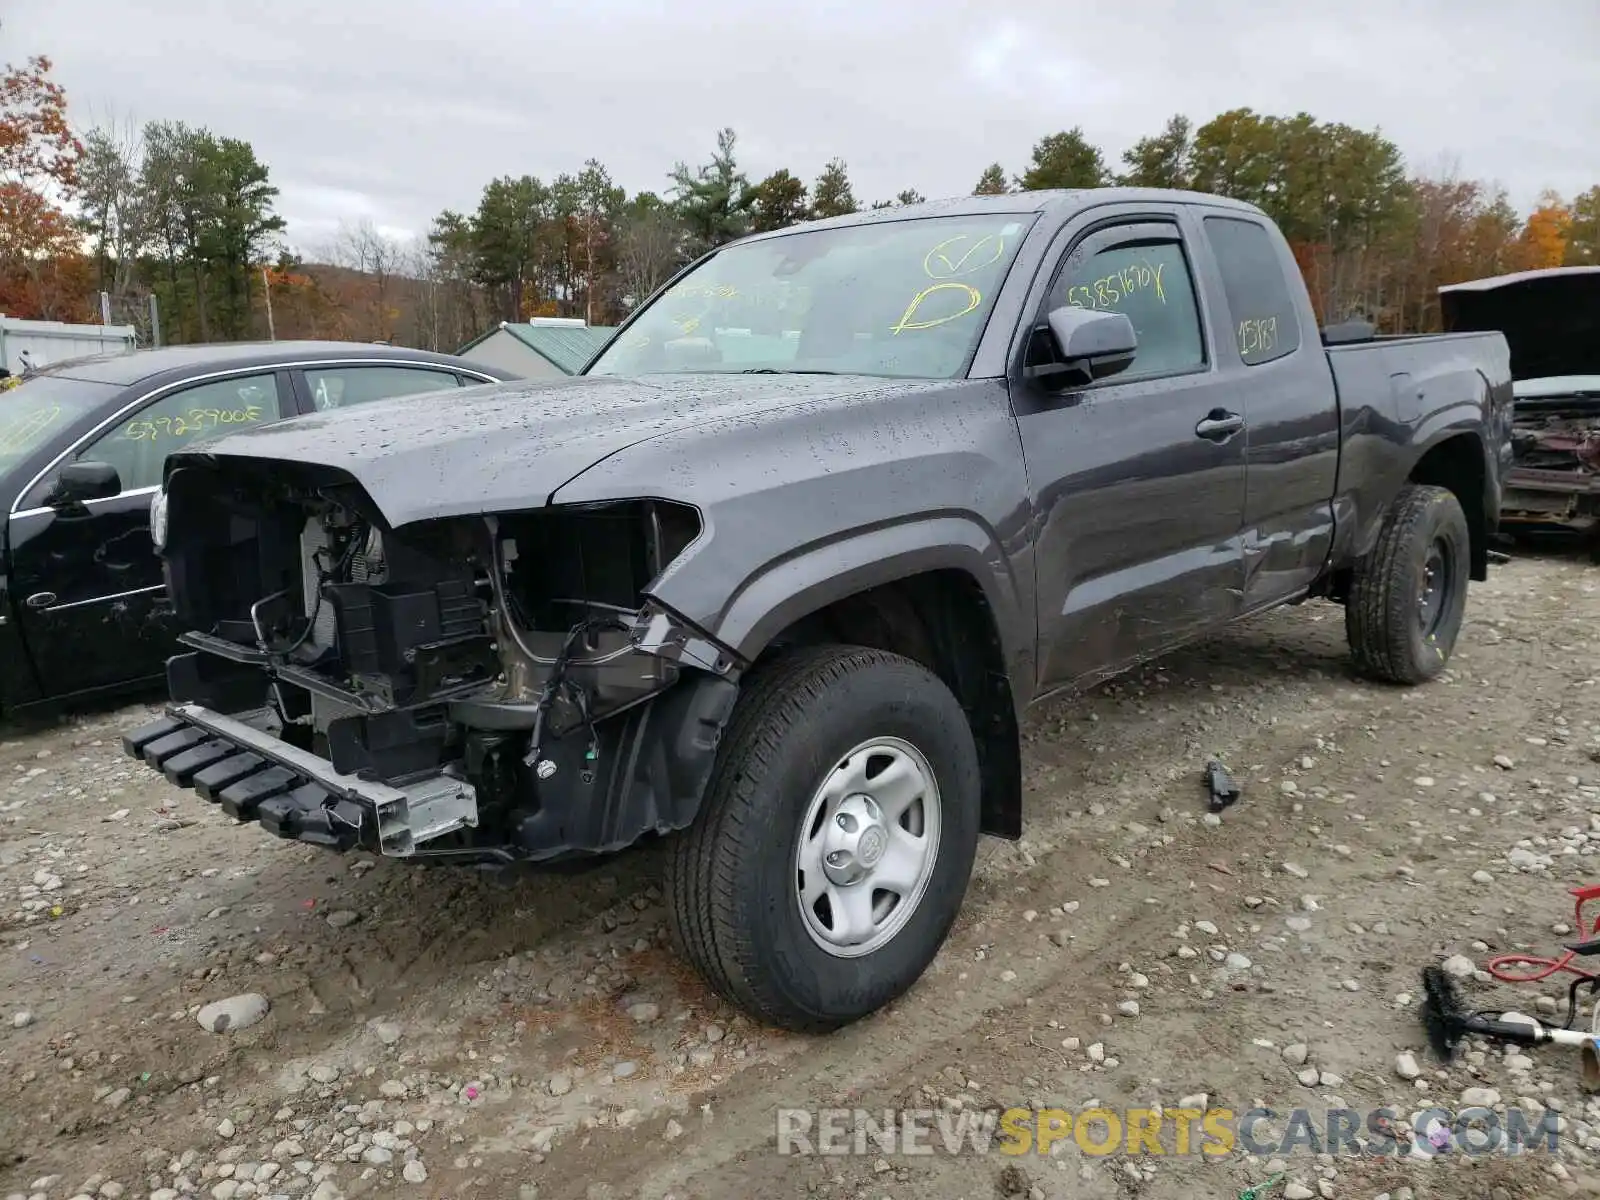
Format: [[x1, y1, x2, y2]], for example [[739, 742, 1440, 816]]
[[1441, 266, 1600, 557], [125, 189, 1511, 1033], [0, 342, 513, 714]]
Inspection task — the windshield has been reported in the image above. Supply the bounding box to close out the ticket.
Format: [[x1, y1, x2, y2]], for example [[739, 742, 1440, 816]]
[[587, 213, 1034, 380], [0, 373, 120, 476]]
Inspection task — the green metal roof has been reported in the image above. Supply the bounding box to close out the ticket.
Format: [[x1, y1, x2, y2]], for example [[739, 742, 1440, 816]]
[[459, 322, 616, 374]]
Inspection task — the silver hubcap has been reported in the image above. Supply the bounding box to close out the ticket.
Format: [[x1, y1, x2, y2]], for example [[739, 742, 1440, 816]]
[[795, 737, 941, 958]]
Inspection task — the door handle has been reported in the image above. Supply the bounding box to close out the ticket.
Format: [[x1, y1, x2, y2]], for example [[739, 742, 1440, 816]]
[[25, 592, 57, 609], [1195, 410, 1244, 441]]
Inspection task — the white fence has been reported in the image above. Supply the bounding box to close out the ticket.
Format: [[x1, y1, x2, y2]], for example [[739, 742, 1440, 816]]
[[0, 316, 138, 375]]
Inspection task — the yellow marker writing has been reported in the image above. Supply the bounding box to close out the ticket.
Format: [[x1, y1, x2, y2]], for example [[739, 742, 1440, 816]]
[[923, 234, 1005, 279], [891, 282, 982, 334], [0, 405, 61, 452]]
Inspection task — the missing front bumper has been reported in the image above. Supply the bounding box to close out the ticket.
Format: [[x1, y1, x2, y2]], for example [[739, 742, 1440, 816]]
[[122, 702, 478, 856]]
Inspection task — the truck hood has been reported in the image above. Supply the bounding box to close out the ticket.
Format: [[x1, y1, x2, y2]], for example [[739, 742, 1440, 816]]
[[170, 372, 933, 528], [1439, 266, 1600, 381]]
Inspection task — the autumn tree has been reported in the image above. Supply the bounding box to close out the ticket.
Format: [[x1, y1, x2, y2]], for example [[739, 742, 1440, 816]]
[[327, 218, 407, 341], [260, 254, 349, 341], [0, 53, 86, 318], [810, 158, 858, 219], [1380, 169, 1523, 332], [1510, 190, 1570, 270], [1016, 129, 1108, 191], [973, 163, 1009, 195], [748, 168, 808, 233]]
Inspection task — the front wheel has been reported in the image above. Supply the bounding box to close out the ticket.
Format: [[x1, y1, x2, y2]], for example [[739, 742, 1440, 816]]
[[665, 645, 982, 1033], [1345, 482, 1471, 684]]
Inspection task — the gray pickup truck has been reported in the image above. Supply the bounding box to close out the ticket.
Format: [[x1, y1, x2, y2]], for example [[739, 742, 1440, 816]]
[[122, 188, 1513, 1032]]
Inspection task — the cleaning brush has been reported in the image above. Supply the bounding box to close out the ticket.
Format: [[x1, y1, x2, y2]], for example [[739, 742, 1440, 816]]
[[1420, 964, 1591, 1060]]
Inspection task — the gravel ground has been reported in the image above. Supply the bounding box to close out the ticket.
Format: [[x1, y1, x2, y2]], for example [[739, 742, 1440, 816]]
[[4, 546, 1600, 1200]]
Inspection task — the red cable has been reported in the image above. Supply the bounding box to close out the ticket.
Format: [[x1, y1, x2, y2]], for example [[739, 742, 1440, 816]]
[[1485, 885, 1600, 986], [1486, 949, 1593, 984]]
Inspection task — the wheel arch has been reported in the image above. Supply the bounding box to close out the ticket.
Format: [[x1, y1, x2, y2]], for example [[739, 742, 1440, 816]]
[[1407, 431, 1491, 582], [740, 557, 1025, 842]]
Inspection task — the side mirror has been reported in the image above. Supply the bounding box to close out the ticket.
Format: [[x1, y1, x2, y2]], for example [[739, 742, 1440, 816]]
[[1027, 306, 1138, 388], [49, 460, 122, 507]]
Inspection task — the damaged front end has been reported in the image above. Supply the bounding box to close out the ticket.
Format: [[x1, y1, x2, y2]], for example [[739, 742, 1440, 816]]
[[1503, 388, 1600, 537], [123, 459, 739, 865]]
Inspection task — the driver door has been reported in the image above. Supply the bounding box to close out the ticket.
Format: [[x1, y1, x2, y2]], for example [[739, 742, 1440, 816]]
[[1011, 212, 1248, 692], [8, 370, 290, 698]]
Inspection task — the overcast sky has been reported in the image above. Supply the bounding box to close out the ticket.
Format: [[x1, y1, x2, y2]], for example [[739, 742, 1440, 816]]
[[10, 0, 1597, 253]]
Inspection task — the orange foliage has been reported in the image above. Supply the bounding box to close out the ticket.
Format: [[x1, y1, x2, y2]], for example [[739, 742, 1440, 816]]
[[0, 180, 89, 318], [255, 267, 352, 340], [0, 55, 88, 319], [1511, 192, 1571, 271], [0, 55, 81, 192]]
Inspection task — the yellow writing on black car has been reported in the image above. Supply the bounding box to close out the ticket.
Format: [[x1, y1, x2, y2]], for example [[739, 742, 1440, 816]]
[[0, 404, 62, 452], [1066, 260, 1167, 312], [891, 282, 982, 334], [123, 406, 265, 443], [923, 234, 1005, 279], [1238, 316, 1278, 358]]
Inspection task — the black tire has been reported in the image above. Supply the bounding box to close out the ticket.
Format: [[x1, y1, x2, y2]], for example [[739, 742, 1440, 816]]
[[665, 645, 982, 1033], [1345, 483, 1471, 684]]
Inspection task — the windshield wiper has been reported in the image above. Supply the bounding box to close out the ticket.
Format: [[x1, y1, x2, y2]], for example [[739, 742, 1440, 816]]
[[739, 368, 843, 375]]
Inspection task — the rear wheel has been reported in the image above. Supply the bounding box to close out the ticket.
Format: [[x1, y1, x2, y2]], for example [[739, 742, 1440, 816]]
[[665, 645, 981, 1033], [1345, 483, 1471, 684]]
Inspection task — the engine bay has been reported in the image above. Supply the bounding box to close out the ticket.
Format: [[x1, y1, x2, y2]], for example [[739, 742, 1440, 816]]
[[1504, 396, 1600, 535], [154, 458, 734, 862]]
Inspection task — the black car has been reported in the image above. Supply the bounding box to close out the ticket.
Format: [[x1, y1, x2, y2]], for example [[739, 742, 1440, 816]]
[[0, 341, 513, 714]]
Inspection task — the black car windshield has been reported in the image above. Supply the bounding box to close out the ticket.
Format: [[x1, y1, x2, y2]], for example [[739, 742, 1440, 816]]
[[0, 373, 120, 476], [586, 213, 1035, 380]]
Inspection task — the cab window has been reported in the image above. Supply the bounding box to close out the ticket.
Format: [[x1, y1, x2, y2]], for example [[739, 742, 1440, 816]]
[[1202, 216, 1302, 365]]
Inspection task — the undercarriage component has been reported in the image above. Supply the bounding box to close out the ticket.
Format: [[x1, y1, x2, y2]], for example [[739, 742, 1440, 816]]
[[1503, 402, 1600, 536], [123, 703, 479, 857]]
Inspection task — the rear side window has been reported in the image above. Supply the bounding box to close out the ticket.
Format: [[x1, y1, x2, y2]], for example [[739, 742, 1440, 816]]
[[304, 365, 464, 411], [1202, 216, 1301, 366]]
